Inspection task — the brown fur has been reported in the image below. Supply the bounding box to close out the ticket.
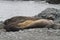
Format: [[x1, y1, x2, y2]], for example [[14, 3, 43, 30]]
[[4, 16, 54, 32], [4, 16, 39, 25], [17, 19, 54, 29]]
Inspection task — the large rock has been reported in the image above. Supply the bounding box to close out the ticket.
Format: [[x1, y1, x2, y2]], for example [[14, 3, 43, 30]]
[[46, 0, 60, 4], [34, 8, 60, 21]]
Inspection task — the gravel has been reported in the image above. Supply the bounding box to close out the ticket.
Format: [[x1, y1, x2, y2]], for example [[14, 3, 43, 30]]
[[0, 28, 60, 40]]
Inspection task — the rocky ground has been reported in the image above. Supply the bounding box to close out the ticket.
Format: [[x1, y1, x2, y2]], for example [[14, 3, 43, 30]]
[[0, 28, 60, 40]]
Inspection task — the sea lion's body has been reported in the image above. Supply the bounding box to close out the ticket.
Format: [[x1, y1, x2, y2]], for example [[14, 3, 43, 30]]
[[4, 16, 54, 32]]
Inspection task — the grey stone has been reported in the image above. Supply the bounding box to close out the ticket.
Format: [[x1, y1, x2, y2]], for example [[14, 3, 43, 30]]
[[34, 8, 60, 21], [0, 21, 4, 29], [46, 0, 60, 4], [0, 28, 60, 40]]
